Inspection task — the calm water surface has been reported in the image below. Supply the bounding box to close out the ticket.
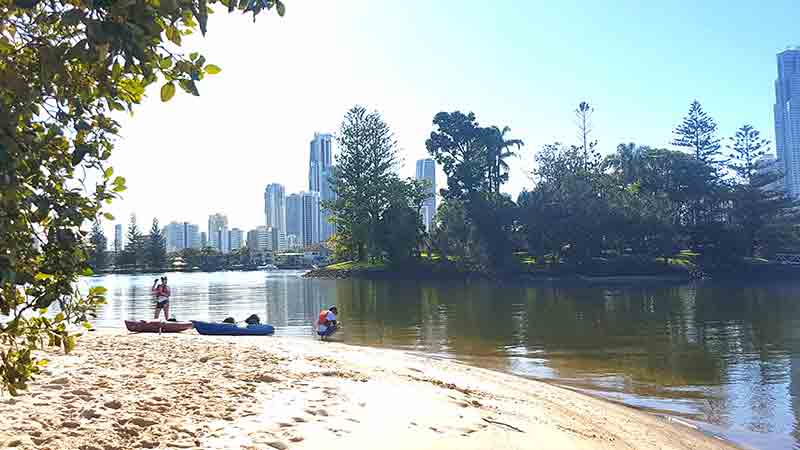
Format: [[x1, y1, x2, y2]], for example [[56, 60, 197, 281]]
[[83, 271, 800, 450]]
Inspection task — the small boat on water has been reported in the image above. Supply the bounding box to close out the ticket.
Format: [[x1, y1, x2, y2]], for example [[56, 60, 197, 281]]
[[124, 320, 193, 333], [259, 264, 279, 271], [192, 320, 275, 336]]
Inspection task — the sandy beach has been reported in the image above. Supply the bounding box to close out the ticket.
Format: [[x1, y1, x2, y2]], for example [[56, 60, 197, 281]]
[[0, 330, 738, 450]]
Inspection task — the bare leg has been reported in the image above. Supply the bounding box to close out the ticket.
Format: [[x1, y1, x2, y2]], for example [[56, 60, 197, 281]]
[[164, 303, 170, 321], [154, 306, 159, 320]]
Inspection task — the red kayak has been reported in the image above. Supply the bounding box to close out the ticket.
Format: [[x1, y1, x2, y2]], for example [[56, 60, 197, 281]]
[[124, 320, 193, 333]]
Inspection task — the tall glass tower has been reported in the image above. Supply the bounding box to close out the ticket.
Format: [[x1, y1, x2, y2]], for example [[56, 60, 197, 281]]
[[415, 158, 437, 232], [774, 47, 800, 198]]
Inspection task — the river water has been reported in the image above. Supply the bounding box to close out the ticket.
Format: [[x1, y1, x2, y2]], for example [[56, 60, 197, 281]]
[[83, 271, 800, 450]]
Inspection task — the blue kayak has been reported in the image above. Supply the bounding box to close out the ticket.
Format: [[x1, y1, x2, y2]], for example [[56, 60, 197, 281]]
[[192, 321, 275, 336]]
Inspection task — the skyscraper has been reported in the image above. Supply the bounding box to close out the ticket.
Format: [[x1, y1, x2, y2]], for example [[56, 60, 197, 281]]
[[309, 133, 336, 242], [208, 213, 229, 253], [164, 221, 201, 252], [114, 224, 124, 252], [286, 193, 303, 245], [301, 191, 320, 247], [200, 232, 207, 248], [264, 183, 287, 231], [309, 133, 333, 192], [774, 47, 800, 197], [415, 158, 437, 232], [228, 228, 244, 252]]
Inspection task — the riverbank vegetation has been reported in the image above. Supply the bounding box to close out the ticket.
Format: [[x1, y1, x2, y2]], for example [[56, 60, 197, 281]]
[[321, 102, 800, 279]]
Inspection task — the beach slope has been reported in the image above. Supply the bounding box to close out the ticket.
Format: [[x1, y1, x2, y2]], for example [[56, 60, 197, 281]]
[[0, 331, 736, 450]]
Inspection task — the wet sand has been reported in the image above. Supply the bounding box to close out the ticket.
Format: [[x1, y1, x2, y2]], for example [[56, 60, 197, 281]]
[[0, 330, 738, 450]]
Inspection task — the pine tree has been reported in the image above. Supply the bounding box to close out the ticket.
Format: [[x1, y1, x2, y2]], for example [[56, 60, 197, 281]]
[[672, 100, 722, 166], [727, 125, 800, 257], [87, 221, 108, 271], [120, 214, 144, 269], [147, 218, 167, 269]]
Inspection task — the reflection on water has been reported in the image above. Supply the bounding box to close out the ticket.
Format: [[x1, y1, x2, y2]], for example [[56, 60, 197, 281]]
[[84, 272, 800, 450]]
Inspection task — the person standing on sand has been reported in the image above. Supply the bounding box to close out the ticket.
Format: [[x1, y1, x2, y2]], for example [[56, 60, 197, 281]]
[[316, 305, 338, 339], [152, 276, 171, 320]]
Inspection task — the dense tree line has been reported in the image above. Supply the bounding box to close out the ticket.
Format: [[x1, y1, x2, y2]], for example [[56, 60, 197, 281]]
[[328, 101, 800, 272]]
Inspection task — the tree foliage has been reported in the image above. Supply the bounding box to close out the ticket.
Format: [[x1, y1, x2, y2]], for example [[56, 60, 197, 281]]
[[725, 125, 800, 257], [147, 218, 166, 268], [328, 106, 400, 261], [672, 100, 722, 166], [0, 0, 285, 392], [87, 221, 108, 271], [425, 111, 522, 269]]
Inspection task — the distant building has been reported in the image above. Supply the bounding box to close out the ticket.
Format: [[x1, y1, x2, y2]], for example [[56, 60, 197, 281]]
[[286, 193, 303, 240], [247, 226, 271, 252], [301, 191, 320, 246], [114, 224, 124, 252], [310, 133, 336, 242], [264, 183, 286, 230], [208, 213, 229, 253], [200, 231, 207, 248], [164, 221, 200, 252], [309, 133, 333, 193], [774, 48, 800, 198], [228, 228, 244, 252], [286, 234, 299, 250], [246, 229, 259, 251], [270, 227, 287, 252], [415, 158, 437, 232]]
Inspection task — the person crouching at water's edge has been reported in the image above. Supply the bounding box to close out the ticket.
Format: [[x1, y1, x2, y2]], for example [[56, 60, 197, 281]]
[[317, 306, 338, 339], [152, 277, 171, 320]]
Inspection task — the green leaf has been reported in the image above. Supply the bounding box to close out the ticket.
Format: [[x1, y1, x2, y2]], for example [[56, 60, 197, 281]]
[[160, 82, 176, 102], [204, 64, 221, 75], [103, 167, 114, 178], [276, 0, 285, 17], [103, 212, 115, 221]]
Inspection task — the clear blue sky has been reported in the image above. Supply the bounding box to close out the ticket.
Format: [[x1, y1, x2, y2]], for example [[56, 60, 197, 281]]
[[106, 0, 800, 235]]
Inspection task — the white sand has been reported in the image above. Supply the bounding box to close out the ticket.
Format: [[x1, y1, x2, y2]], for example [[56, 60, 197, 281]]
[[0, 330, 738, 450]]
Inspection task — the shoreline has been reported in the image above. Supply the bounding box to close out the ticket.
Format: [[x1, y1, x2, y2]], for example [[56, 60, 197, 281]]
[[0, 330, 738, 450]]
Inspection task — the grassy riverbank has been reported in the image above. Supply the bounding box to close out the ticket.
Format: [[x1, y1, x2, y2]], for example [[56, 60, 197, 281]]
[[305, 254, 694, 285], [0, 330, 736, 450], [306, 253, 800, 285]]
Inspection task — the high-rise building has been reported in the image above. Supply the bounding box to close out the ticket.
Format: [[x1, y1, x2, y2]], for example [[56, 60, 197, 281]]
[[264, 183, 287, 231], [270, 227, 287, 252], [774, 47, 800, 197], [309, 133, 333, 192], [309, 133, 336, 242], [228, 228, 244, 252], [208, 213, 229, 253], [114, 224, 124, 252], [415, 158, 437, 232], [247, 226, 271, 252], [301, 191, 320, 247], [200, 231, 207, 248], [164, 221, 201, 252], [286, 193, 303, 241]]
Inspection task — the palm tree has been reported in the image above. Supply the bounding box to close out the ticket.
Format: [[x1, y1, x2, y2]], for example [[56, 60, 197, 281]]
[[484, 126, 523, 194]]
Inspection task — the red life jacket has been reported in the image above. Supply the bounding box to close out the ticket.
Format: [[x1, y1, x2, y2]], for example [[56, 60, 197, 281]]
[[317, 310, 328, 326]]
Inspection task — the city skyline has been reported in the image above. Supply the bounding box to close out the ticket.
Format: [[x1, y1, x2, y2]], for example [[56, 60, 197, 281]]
[[102, 1, 800, 236]]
